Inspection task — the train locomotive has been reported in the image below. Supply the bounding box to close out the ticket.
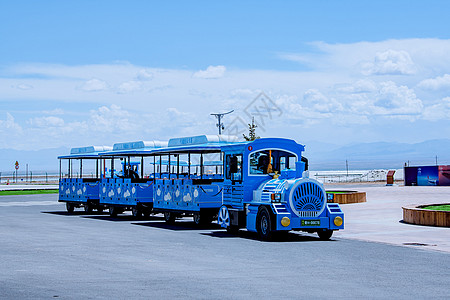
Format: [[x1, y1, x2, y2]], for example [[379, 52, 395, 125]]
[[58, 135, 344, 240], [217, 138, 344, 240]]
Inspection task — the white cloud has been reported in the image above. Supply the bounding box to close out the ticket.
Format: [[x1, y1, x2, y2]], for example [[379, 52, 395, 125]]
[[3, 39, 450, 149], [14, 84, 33, 90], [422, 97, 450, 121], [372, 81, 423, 115], [339, 81, 423, 118], [280, 39, 450, 77], [418, 74, 450, 90], [303, 89, 343, 113], [79, 78, 109, 92], [274, 94, 334, 126], [193, 65, 226, 79], [29, 116, 65, 128], [136, 69, 153, 81], [362, 49, 416, 75], [166, 107, 187, 118], [89, 104, 140, 133], [229, 88, 259, 98], [336, 79, 377, 94], [0, 113, 22, 133], [117, 80, 142, 94], [42, 109, 64, 115]]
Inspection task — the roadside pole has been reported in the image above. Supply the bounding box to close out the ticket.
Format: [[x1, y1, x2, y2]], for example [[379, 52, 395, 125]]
[[15, 161, 19, 183]]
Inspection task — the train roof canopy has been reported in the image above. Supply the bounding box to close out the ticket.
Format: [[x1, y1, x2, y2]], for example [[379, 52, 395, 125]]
[[113, 140, 168, 151], [150, 135, 242, 154], [220, 137, 305, 154], [168, 135, 238, 147], [58, 145, 113, 159], [100, 140, 168, 156]]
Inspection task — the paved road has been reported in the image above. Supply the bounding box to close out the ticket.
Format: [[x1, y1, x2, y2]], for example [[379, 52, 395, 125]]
[[0, 194, 449, 299]]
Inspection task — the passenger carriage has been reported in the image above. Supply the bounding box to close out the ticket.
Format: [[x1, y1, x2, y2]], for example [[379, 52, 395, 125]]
[[98, 140, 167, 217], [147, 135, 238, 225], [58, 146, 112, 213]]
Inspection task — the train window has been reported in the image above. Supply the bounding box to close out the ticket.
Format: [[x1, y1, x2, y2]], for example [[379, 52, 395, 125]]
[[280, 157, 286, 170], [249, 150, 297, 175], [226, 154, 242, 181], [289, 156, 297, 169], [202, 153, 223, 177], [190, 153, 201, 177]]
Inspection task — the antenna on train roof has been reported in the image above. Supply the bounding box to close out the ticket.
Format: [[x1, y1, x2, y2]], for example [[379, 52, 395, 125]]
[[210, 110, 234, 135]]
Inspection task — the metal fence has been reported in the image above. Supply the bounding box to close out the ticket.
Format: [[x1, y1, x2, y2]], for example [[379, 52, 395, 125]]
[[1, 169, 404, 185], [0, 171, 59, 184], [311, 169, 403, 184]]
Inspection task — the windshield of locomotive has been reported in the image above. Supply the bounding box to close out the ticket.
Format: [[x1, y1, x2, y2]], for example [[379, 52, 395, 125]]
[[249, 150, 297, 175]]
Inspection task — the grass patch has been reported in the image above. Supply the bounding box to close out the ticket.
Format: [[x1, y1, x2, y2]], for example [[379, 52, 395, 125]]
[[0, 189, 59, 196], [421, 205, 450, 211]]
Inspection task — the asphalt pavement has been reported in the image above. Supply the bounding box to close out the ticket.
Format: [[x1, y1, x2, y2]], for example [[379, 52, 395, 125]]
[[0, 193, 449, 299]]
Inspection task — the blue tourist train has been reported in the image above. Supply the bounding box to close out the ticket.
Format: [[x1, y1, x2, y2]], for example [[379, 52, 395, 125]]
[[58, 135, 344, 240]]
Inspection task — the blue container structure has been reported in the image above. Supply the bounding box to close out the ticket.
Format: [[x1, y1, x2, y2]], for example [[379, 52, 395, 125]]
[[58, 145, 112, 213], [98, 140, 168, 217], [404, 165, 450, 186], [217, 138, 344, 240], [57, 135, 344, 240]]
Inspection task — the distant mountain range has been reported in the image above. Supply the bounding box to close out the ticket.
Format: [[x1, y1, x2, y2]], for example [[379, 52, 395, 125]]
[[304, 139, 450, 170], [0, 147, 68, 174], [1, 139, 449, 173]]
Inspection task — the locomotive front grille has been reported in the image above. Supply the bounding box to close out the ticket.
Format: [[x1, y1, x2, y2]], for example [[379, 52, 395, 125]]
[[289, 180, 325, 218]]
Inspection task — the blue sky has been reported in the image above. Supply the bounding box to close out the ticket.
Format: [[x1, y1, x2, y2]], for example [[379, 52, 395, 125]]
[[2, 1, 449, 68], [1, 1, 450, 150]]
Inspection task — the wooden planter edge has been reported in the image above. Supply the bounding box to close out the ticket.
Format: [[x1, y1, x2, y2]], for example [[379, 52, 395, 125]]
[[402, 204, 450, 227]]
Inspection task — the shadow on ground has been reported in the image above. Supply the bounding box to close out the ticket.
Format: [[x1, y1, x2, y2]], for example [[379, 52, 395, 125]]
[[42, 211, 96, 216], [132, 220, 222, 231], [42, 211, 164, 222], [84, 215, 165, 222], [43, 211, 339, 243], [202, 230, 335, 243]]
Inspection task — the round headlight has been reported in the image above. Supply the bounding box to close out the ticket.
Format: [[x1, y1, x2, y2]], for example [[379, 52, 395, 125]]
[[334, 216, 343, 227], [281, 217, 290, 227]]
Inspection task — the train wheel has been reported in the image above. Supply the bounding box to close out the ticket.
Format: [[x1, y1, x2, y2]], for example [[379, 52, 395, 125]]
[[217, 205, 230, 228], [257, 206, 272, 241], [66, 202, 74, 213], [97, 206, 104, 213], [143, 208, 151, 218], [84, 203, 93, 214], [132, 207, 142, 218], [317, 229, 333, 240], [164, 212, 175, 224], [193, 213, 212, 226], [193, 213, 201, 225], [109, 206, 118, 217]]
